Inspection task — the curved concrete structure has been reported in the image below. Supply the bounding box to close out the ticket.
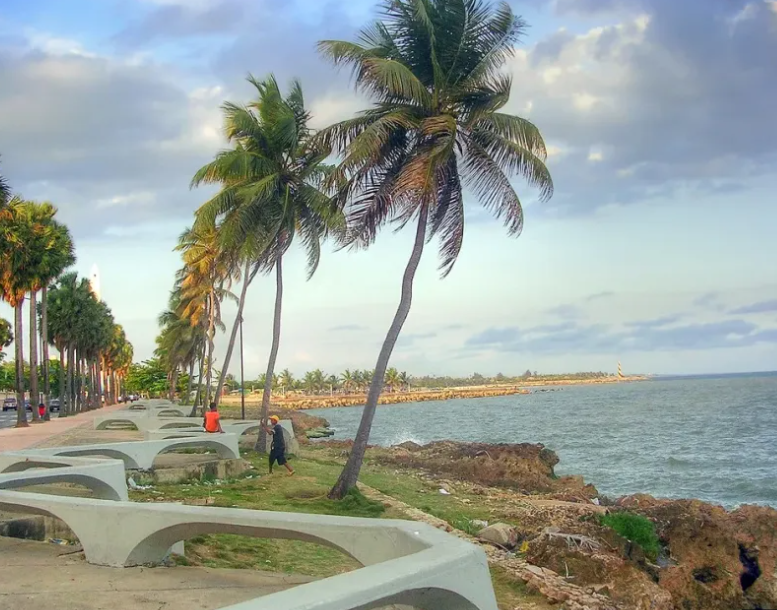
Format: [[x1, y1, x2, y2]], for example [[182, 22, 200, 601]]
[[0, 490, 497, 610], [20, 435, 241, 471], [0, 454, 128, 501], [0, 461, 128, 501], [144, 420, 300, 455], [0, 404, 498, 610], [95, 414, 206, 432]]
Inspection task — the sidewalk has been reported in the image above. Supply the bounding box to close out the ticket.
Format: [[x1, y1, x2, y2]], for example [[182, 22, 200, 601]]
[[0, 402, 129, 452]]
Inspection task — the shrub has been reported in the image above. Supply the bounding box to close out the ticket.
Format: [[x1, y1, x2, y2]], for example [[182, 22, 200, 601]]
[[600, 511, 660, 561]]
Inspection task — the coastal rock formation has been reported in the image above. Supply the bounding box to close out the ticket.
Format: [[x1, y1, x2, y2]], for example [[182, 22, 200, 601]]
[[282, 412, 330, 444], [374, 440, 598, 497], [371, 441, 598, 502], [617, 496, 777, 610]]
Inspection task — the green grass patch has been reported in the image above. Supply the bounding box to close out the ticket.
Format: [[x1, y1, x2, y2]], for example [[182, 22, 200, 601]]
[[600, 511, 660, 561], [179, 533, 359, 577], [131, 446, 544, 609]]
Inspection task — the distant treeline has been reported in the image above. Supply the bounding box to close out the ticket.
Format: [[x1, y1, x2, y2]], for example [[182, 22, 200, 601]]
[[409, 371, 613, 389]]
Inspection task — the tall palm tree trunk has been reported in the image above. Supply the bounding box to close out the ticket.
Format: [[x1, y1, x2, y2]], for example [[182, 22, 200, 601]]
[[14, 302, 28, 428], [205, 293, 216, 408], [28, 291, 41, 422], [57, 344, 66, 417], [41, 285, 51, 420], [95, 355, 103, 408], [77, 355, 86, 413], [185, 360, 194, 406], [255, 257, 283, 454], [190, 339, 206, 417], [215, 261, 253, 407], [329, 207, 428, 499], [170, 367, 179, 402]]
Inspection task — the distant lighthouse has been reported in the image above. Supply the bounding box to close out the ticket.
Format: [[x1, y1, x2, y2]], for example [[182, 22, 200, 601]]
[[89, 264, 101, 301]]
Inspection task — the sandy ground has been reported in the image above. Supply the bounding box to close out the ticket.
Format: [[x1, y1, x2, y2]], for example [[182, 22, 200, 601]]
[[0, 537, 312, 610]]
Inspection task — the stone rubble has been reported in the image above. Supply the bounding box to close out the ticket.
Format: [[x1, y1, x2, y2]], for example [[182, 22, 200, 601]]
[[358, 482, 623, 610]]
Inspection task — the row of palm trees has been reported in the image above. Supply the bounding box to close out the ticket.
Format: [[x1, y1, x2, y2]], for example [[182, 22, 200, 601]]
[[155, 0, 553, 498], [0, 166, 134, 426], [241, 368, 411, 395]]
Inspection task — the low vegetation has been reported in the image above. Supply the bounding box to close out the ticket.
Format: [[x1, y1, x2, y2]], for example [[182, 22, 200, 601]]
[[131, 445, 552, 609], [600, 511, 661, 561]]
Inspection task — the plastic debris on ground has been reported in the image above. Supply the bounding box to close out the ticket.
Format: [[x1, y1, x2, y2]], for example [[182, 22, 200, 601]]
[[127, 476, 153, 491]]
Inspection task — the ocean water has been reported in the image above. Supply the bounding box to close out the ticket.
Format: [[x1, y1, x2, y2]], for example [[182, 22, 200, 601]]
[[308, 373, 777, 509]]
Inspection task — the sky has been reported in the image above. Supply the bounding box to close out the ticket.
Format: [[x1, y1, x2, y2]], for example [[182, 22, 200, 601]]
[[1, 0, 776, 378]]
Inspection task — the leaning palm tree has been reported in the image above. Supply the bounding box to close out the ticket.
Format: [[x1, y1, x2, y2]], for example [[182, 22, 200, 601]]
[[192, 75, 344, 452], [176, 223, 238, 410], [318, 0, 553, 498]]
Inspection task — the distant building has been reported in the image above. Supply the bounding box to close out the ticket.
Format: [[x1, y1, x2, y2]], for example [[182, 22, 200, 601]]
[[89, 264, 101, 301]]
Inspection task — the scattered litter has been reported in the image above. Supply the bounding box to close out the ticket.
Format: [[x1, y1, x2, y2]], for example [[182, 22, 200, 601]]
[[213, 490, 222, 494], [439, 488, 451, 495], [472, 519, 489, 529], [591, 498, 600, 506], [48, 538, 71, 546], [127, 477, 153, 491]]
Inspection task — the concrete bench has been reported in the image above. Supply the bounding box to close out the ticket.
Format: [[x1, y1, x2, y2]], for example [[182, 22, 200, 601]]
[[144, 420, 300, 456], [20, 435, 241, 471], [0, 454, 128, 501], [0, 490, 497, 610]]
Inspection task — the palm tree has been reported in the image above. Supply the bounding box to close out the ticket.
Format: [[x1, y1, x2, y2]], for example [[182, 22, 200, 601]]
[[384, 367, 401, 393], [105, 324, 132, 403], [319, 0, 553, 498], [0, 318, 11, 354], [47, 272, 94, 416], [278, 368, 294, 395], [399, 371, 411, 392], [0, 198, 58, 426], [176, 223, 238, 411], [191, 75, 344, 452], [156, 302, 203, 404], [38, 217, 74, 417], [212, 257, 261, 406], [340, 369, 356, 394], [0, 168, 10, 206]]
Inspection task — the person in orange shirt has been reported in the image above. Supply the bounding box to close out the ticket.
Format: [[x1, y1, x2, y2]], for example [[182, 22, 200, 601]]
[[203, 402, 223, 433]]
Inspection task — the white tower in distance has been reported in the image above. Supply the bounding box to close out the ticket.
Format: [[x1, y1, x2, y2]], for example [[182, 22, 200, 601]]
[[89, 264, 101, 301]]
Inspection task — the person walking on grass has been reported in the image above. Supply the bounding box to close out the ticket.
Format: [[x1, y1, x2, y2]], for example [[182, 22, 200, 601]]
[[263, 415, 294, 475], [203, 402, 223, 434]]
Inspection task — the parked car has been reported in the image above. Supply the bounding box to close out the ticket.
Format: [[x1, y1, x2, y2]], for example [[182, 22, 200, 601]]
[[2, 397, 16, 412], [49, 398, 61, 412]]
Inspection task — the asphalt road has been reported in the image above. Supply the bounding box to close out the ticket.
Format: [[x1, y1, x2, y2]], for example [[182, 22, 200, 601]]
[[0, 410, 59, 429]]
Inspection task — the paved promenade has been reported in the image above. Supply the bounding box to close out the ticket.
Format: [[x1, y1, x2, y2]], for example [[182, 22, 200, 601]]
[[0, 402, 131, 452]]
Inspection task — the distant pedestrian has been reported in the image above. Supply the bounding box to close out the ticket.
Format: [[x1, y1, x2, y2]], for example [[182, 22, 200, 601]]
[[38, 403, 46, 419], [203, 402, 223, 434], [263, 415, 294, 475]]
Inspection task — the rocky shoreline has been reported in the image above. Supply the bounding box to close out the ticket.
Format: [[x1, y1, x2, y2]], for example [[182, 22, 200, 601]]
[[219, 376, 647, 412], [308, 432, 776, 610]]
